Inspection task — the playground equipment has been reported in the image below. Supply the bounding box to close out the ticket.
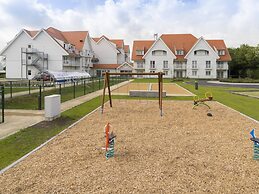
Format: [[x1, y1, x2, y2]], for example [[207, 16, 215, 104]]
[[193, 92, 213, 109], [103, 123, 116, 159], [101, 72, 165, 116], [250, 129, 259, 160]]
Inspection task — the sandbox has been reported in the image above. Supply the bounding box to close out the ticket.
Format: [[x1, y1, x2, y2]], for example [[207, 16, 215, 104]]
[[113, 82, 194, 96], [0, 100, 259, 193]]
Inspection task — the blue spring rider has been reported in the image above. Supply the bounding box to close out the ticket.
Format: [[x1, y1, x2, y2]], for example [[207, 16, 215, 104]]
[[250, 129, 259, 160]]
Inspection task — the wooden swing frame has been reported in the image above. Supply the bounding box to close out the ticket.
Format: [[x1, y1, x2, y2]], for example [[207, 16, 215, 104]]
[[101, 72, 165, 116]]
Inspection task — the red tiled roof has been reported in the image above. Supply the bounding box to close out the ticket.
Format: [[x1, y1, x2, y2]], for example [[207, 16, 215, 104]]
[[93, 64, 120, 69], [160, 34, 198, 60], [92, 36, 125, 49], [25, 27, 88, 51], [207, 40, 232, 61], [131, 40, 155, 61]]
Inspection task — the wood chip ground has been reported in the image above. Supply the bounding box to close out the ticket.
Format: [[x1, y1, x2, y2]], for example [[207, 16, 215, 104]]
[[0, 100, 259, 193]]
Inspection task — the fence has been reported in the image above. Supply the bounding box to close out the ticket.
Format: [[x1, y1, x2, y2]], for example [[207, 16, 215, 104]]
[[1, 76, 128, 110], [0, 85, 4, 123]]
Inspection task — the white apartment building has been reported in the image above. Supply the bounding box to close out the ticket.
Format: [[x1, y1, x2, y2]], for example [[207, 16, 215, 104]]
[[132, 34, 231, 79], [0, 27, 130, 79]]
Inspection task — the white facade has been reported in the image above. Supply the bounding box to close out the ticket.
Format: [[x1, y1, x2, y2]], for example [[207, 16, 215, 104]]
[[132, 35, 230, 79], [0, 28, 130, 79]]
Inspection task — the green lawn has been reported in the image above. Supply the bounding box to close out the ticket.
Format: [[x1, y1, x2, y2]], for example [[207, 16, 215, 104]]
[[0, 96, 108, 170]]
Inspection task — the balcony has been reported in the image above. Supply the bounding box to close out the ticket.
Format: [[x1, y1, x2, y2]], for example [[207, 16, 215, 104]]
[[217, 65, 228, 70], [174, 64, 186, 70], [135, 64, 144, 69], [80, 50, 94, 57], [63, 61, 80, 67]]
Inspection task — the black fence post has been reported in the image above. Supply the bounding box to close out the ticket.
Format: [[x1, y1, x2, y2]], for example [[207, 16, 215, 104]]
[[59, 84, 61, 95], [10, 81, 12, 98], [84, 80, 86, 95], [73, 81, 76, 98], [29, 80, 31, 95], [1, 85, 4, 123], [38, 85, 42, 110], [42, 80, 44, 91]]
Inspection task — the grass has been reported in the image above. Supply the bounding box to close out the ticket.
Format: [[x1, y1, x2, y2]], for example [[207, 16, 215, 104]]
[[5, 78, 125, 109], [0, 96, 107, 170], [177, 82, 259, 121]]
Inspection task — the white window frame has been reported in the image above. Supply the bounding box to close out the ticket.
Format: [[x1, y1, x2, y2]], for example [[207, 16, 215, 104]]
[[150, 61, 156, 69], [206, 70, 211, 76], [192, 61, 197, 68], [218, 50, 225, 56], [136, 50, 144, 56], [163, 61, 169, 69], [206, 61, 211, 68], [192, 70, 197, 76], [176, 50, 184, 55]]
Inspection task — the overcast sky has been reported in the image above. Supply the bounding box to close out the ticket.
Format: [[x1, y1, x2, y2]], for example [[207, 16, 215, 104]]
[[0, 0, 259, 50]]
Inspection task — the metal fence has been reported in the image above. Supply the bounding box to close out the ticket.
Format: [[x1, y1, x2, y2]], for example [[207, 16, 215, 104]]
[[0, 85, 4, 123], [1, 76, 128, 110]]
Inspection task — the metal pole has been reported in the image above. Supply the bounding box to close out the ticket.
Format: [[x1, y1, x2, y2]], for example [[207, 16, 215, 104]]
[[29, 80, 31, 95], [1, 85, 4, 123], [84, 80, 86, 95], [10, 81, 12, 98], [99, 77, 101, 90], [73, 81, 76, 98], [38, 85, 42, 110], [59, 84, 61, 95], [92, 77, 94, 92]]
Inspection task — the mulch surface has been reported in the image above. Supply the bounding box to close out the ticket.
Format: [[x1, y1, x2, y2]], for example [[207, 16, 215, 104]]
[[1, 100, 259, 193]]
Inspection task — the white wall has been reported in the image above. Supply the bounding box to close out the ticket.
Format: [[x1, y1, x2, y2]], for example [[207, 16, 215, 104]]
[[185, 38, 218, 79], [91, 39, 118, 64], [143, 38, 176, 78], [2, 30, 68, 79]]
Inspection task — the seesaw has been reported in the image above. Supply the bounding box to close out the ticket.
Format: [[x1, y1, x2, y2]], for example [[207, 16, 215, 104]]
[[193, 92, 213, 109]]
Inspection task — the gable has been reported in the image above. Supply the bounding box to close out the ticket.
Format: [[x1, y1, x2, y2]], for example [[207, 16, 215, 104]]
[[185, 37, 219, 59], [143, 38, 176, 59]]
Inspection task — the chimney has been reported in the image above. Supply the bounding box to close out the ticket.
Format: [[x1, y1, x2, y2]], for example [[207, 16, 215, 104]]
[[154, 33, 158, 40]]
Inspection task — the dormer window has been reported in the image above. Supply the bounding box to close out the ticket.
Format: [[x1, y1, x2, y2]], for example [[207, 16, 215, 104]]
[[218, 50, 225, 56], [80, 39, 84, 42], [136, 50, 144, 55], [194, 50, 209, 56], [28, 44, 32, 48], [176, 50, 184, 55], [152, 50, 167, 56]]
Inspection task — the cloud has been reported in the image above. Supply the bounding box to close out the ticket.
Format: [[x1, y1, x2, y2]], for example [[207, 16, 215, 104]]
[[0, 0, 259, 51]]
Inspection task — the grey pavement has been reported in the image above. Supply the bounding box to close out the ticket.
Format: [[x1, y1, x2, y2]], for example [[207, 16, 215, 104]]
[[0, 80, 131, 139]]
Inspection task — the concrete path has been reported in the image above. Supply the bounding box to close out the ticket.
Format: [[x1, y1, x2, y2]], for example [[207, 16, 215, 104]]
[[0, 80, 131, 139]]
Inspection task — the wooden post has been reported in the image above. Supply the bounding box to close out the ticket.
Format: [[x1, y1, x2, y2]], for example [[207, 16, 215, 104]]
[[107, 73, 112, 107], [101, 73, 108, 113]]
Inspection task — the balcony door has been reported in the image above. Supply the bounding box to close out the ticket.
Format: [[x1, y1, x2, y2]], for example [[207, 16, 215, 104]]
[[176, 71, 183, 78]]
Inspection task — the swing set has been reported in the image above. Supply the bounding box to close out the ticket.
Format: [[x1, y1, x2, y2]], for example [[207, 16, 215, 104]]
[[101, 72, 165, 116]]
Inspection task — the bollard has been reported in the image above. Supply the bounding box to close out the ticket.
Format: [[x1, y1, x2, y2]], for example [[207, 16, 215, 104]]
[[195, 81, 198, 90]]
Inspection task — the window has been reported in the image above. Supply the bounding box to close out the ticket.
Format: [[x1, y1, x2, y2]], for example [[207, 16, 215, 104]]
[[152, 50, 167, 56], [150, 61, 155, 69], [192, 70, 197, 76], [163, 70, 169, 75], [218, 50, 225, 56], [176, 50, 184, 55], [206, 71, 211, 76], [206, 61, 211, 68], [163, 61, 169, 69], [150, 70, 155, 73], [28, 70, 31, 75], [136, 50, 144, 55], [63, 56, 69, 64], [194, 50, 209, 56], [28, 56, 31, 60], [192, 61, 197, 68], [28, 44, 32, 48], [217, 61, 224, 68], [136, 61, 144, 68]]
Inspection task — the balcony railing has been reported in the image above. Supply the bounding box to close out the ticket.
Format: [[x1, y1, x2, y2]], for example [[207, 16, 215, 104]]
[[174, 64, 187, 69], [217, 65, 228, 70]]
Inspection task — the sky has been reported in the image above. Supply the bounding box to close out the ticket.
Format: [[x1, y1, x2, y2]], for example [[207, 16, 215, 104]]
[[0, 0, 259, 50]]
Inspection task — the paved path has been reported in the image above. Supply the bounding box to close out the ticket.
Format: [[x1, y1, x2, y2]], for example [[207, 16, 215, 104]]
[[187, 80, 259, 89], [0, 80, 131, 139]]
